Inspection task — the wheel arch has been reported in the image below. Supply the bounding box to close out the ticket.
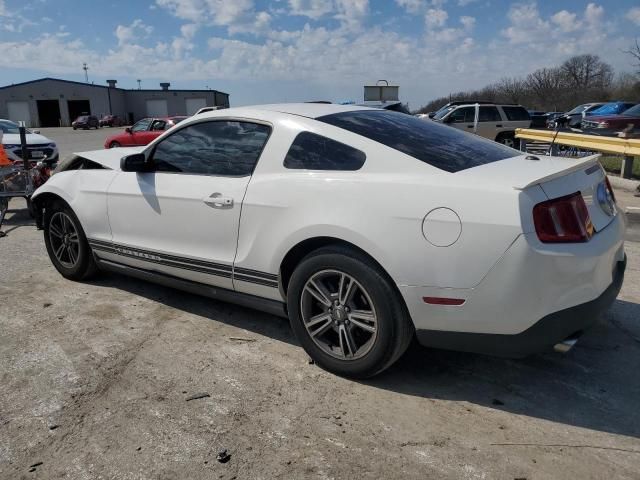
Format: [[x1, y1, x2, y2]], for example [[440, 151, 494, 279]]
[[278, 236, 401, 300], [31, 191, 71, 229]]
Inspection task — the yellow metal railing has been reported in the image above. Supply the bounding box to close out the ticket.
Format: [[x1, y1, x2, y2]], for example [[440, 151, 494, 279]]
[[515, 128, 640, 157]]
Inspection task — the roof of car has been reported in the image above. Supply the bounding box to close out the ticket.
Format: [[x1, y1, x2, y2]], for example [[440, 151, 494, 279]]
[[237, 103, 373, 119]]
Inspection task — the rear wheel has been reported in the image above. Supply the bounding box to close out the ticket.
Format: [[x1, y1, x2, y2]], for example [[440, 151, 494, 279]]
[[287, 246, 414, 378], [497, 132, 517, 148], [43, 202, 97, 280], [109, 141, 121, 148]]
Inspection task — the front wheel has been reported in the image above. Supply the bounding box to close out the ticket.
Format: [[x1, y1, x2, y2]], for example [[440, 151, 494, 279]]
[[287, 246, 414, 378], [109, 141, 121, 148], [497, 133, 517, 148], [43, 202, 98, 280]]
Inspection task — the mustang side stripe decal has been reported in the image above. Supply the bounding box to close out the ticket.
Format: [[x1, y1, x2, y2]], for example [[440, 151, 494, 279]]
[[88, 239, 277, 288]]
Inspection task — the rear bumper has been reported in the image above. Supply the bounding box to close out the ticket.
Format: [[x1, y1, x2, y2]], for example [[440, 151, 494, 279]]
[[416, 255, 626, 357]]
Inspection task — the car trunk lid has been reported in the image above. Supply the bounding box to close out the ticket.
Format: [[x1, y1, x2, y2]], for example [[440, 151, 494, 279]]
[[463, 154, 616, 232]]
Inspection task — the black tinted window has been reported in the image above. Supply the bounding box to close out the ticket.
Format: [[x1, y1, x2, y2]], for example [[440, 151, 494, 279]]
[[284, 131, 365, 171], [479, 106, 501, 122], [318, 110, 517, 173], [502, 106, 530, 121], [151, 121, 270, 176]]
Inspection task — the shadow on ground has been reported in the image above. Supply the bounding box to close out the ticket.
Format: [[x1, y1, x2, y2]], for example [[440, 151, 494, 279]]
[[92, 272, 640, 440], [0, 205, 35, 236]]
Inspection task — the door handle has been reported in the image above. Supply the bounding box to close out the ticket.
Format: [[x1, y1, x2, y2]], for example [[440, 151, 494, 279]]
[[496, 124, 503, 128], [467, 125, 474, 128], [203, 193, 234, 208]]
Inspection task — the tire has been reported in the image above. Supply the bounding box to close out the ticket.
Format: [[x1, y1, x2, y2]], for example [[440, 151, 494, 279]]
[[497, 133, 517, 148], [109, 141, 121, 148], [287, 246, 414, 378], [43, 201, 98, 281], [73, 127, 77, 130]]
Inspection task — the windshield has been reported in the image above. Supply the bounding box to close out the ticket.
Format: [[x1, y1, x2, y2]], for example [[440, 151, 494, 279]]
[[317, 109, 518, 173], [0, 121, 20, 134], [567, 104, 590, 115], [433, 106, 456, 120], [622, 104, 640, 117]]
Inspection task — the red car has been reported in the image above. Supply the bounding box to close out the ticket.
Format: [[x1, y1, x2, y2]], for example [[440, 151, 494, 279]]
[[104, 116, 187, 148], [581, 103, 640, 133]]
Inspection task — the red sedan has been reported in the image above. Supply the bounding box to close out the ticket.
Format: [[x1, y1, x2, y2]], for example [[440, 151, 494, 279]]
[[104, 116, 187, 148]]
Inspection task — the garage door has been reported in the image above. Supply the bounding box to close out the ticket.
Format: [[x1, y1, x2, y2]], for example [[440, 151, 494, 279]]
[[7, 101, 31, 126], [185, 98, 207, 115], [146, 99, 168, 117]]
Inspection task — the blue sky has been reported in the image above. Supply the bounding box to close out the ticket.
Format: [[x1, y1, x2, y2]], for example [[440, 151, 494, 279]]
[[1, 0, 639, 109]]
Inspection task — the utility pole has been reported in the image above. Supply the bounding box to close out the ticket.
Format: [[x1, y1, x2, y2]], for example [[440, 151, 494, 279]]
[[137, 79, 141, 90], [83, 63, 89, 83]]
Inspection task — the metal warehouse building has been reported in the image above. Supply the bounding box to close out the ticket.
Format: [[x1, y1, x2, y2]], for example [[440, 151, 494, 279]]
[[0, 78, 230, 128]]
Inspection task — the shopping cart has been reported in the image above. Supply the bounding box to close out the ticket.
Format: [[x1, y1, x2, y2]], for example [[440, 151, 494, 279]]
[[0, 161, 51, 237]]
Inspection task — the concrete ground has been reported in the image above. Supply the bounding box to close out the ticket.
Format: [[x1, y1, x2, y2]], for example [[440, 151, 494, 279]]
[[1, 129, 639, 479]]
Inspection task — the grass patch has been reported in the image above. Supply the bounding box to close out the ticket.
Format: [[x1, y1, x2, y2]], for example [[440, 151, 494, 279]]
[[598, 156, 640, 180]]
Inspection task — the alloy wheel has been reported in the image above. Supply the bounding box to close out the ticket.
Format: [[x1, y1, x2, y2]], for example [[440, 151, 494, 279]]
[[48, 212, 80, 268], [300, 269, 378, 360]]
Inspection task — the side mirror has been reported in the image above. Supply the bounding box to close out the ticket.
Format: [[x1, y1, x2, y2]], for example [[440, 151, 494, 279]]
[[120, 153, 152, 172], [32, 129, 41, 134], [442, 115, 454, 124], [427, 113, 435, 119], [125, 127, 132, 134]]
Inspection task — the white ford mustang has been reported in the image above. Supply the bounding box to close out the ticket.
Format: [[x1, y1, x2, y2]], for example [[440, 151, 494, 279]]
[[32, 104, 626, 377]]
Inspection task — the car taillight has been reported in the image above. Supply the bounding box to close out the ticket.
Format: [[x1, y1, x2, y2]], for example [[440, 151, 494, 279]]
[[533, 192, 593, 243], [605, 176, 616, 203]]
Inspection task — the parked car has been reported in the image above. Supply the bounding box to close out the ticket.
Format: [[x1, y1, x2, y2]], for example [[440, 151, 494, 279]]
[[552, 103, 605, 129], [32, 104, 626, 378], [72, 115, 100, 130], [99, 115, 124, 127], [104, 116, 187, 148], [432, 103, 531, 147], [588, 101, 637, 117], [0, 119, 59, 165], [581, 103, 640, 134], [528, 111, 548, 129]]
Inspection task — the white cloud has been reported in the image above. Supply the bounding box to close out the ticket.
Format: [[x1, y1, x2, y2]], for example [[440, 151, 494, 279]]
[[458, 0, 478, 5], [156, 0, 254, 26], [115, 19, 153, 46], [425, 8, 448, 28], [0, 0, 7, 16], [288, 0, 334, 19], [459, 15, 475, 30], [551, 10, 579, 32], [584, 2, 604, 25], [395, 0, 424, 14], [626, 7, 640, 26], [180, 23, 198, 39]]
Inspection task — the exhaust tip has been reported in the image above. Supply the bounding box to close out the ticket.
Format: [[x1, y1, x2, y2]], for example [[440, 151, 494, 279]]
[[554, 336, 579, 354]]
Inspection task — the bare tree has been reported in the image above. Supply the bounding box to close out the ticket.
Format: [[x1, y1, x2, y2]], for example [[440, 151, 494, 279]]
[[560, 54, 613, 90], [623, 38, 640, 75]]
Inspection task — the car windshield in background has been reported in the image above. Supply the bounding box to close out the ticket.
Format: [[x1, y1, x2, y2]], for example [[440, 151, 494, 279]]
[[622, 104, 640, 116], [591, 103, 634, 116], [433, 106, 455, 120], [0, 121, 20, 134], [317, 110, 518, 173], [567, 104, 590, 115]]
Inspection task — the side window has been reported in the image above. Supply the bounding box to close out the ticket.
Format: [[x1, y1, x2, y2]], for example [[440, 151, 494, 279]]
[[151, 121, 271, 176], [502, 107, 530, 121], [132, 119, 151, 132], [448, 107, 474, 123], [283, 131, 366, 171], [151, 120, 166, 131], [478, 106, 501, 122]]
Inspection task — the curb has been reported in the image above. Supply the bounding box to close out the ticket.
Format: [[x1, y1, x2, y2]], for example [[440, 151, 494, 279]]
[[607, 175, 640, 192]]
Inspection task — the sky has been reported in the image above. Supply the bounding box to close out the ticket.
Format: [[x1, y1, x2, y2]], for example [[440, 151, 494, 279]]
[[0, 0, 639, 109]]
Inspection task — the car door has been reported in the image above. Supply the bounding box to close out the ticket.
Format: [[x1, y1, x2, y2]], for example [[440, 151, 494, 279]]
[[445, 107, 475, 133], [105, 119, 271, 289], [476, 106, 503, 139], [125, 118, 152, 146], [136, 119, 167, 145]]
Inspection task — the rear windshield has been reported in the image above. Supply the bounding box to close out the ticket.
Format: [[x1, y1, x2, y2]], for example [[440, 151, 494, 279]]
[[317, 110, 518, 173], [502, 106, 530, 121]]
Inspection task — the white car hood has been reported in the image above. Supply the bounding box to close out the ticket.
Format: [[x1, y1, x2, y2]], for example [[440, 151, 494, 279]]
[[73, 147, 146, 170], [2, 133, 53, 145]]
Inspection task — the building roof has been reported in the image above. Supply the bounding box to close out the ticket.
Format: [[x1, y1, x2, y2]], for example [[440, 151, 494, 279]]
[[0, 77, 228, 95]]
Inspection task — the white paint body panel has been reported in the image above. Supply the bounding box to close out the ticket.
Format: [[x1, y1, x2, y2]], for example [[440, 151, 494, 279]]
[[32, 103, 626, 339]]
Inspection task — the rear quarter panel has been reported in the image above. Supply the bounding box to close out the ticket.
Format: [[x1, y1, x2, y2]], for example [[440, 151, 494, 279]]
[[234, 114, 531, 300]]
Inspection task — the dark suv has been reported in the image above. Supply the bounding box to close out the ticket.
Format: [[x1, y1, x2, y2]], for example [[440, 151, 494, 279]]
[[72, 115, 100, 130]]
